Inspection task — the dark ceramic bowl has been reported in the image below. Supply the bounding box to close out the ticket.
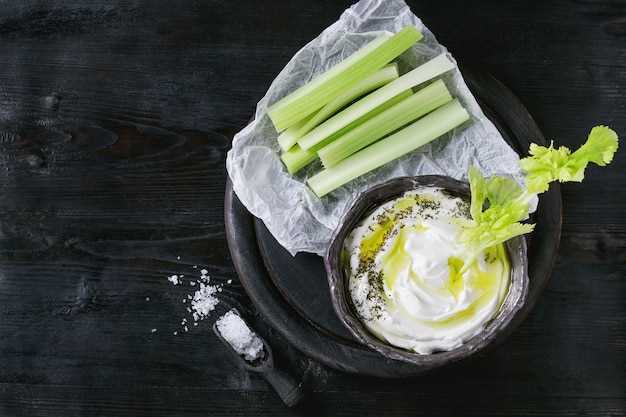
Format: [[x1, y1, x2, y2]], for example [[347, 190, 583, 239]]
[[324, 175, 529, 366]]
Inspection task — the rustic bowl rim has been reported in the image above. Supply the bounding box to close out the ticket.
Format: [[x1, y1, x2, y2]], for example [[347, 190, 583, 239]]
[[324, 175, 529, 366]]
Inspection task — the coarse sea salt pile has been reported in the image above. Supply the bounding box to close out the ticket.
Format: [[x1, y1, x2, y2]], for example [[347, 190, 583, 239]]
[[216, 309, 264, 361], [191, 280, 220, 321], [165, 266, 224, 334]]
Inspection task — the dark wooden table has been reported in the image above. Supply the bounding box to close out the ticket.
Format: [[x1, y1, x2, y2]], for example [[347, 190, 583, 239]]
[[1, 1, 624, 416]]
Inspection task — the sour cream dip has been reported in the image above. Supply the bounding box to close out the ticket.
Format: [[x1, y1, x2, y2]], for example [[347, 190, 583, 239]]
[[345, 187, 510, 354]]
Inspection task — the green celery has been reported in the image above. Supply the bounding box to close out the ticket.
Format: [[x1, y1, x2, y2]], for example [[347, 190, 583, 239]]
[[318, 79, 452, 167], [459, 125, 618, 262], [281, 90, 413, 174], [307, 99, 470, 197], [277, 64, 400, 151], [268, 27, 422, 132], [519, 125, 619, 193], [281, 144, 318, 174], [298, 53, 456, 151], [277, 115, 313, 152]]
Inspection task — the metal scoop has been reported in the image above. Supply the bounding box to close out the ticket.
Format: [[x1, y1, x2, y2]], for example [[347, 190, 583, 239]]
[[212, 310, 305, 407]]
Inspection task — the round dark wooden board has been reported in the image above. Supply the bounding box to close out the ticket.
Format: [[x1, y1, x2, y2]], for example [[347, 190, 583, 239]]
[[225, 70, 563, 377]]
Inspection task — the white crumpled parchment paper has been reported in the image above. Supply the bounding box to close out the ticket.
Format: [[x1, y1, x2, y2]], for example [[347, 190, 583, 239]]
[[227, 0, 528, 256]]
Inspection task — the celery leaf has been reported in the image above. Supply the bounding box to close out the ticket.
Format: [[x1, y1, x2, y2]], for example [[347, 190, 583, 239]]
[[462, 125, 618, 254], [519, 125, 619, 193]]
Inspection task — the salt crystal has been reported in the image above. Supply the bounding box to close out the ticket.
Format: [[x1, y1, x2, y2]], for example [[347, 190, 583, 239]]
[[177, 256, 181, 260], [146, 297, 150, 301], [151, 328, 157, 333], [189, 282, 220, 321], [227, 279, 232, 284], [216, 310, 263, 361], [173, 331, 178, 335], [165, 265, 222, 333]]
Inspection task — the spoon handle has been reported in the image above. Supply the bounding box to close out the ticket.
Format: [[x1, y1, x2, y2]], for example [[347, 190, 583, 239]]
[[261, 367, 305, 407]]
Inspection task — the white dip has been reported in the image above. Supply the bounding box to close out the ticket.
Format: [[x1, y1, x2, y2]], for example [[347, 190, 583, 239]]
[[345, 187, 510, 354]]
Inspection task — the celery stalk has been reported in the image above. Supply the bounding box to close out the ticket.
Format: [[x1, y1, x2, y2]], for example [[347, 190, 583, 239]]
[[298, 53, 456, 151], [268, 27, 423, 132], [318, 79, 452, 167], [307, 99, 470, 197], [281, 144, 318, 174], [281, 90, 413, 174], [277, 64, 401, 151], [277, 116, 312, 152]]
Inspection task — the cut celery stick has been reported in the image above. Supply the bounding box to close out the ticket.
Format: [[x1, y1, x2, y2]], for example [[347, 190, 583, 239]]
[[298, 53, 456, 151], [268, 27, 423, 132], [281, 144, 317, 174], [280, 90, 414, 174], [307, 99, 470, 197], [321, 89, 412, 147], [277, 64, 401, 152], [277, 115, 312, 152], [302, 64, 400, 134], [318, 79, 452, 167]]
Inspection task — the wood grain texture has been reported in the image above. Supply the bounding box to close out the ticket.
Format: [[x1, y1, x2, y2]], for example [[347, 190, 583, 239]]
[[0, 0, 624, 416]]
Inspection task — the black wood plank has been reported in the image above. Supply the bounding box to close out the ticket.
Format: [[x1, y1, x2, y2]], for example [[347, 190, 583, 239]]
[[1, 384, 625, 417]]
